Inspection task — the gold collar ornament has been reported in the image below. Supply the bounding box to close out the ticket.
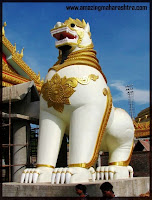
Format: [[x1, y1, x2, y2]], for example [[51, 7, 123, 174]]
[[49, 48, 107, 83], [41, 73, 99, 113]]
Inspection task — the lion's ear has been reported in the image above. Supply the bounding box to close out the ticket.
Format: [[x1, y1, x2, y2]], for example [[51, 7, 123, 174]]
[[84, 23, 90, 33]]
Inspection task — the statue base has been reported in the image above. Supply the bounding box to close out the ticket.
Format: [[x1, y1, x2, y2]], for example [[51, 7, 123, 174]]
[[2, 177, 149, 197]]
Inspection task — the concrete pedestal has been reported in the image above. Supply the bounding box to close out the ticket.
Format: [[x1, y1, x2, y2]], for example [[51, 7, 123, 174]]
[[2, 177, 149, 197]]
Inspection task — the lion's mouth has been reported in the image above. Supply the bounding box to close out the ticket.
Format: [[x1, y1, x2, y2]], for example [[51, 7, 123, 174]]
[[51, 27, 78, 47]]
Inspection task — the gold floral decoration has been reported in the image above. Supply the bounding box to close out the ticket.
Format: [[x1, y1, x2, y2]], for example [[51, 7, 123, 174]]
[[41, 73, 99, 113]]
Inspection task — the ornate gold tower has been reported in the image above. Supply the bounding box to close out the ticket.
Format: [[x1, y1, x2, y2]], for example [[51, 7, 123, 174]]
[[133, 107, 150, 138], [2, 22, 43, 92]]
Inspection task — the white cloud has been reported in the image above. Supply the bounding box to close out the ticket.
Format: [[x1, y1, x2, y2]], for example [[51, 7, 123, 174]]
[[134, 89, 149, 104], [110, 81, 149, 105]]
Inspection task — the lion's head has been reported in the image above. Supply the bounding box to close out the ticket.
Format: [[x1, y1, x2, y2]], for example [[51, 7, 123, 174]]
[[50, 18, 93, 51]]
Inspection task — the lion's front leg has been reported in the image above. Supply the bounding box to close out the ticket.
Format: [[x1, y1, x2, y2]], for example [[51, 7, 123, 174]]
[[67, 103, 105, 183], [21, 109, 66, 183], [49, 103, 105, 184]]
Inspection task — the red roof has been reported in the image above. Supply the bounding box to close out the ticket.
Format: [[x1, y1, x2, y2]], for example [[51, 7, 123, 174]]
[[139, 140, 150, 151]]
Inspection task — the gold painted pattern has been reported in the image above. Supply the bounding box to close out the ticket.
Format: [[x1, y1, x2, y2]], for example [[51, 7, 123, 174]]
[[2, 71, 30, 84], [77, 74, 99, 84], [51, 18, 88, 33], [109, 141, 134, 166], [68, 163, 87, 168], [33, 171, 40, 175], [69, 87, 112, 169], [134, 131, 150, 138], [2, 35, 16, 53], [85, 87, 112, 168], [48, 48, 107, 83], [133, 120, 150, 138], [2, 22, 7, 36], [66, 171, 73, 175], [2, 59, 17, 74], [2, 82, 13, 87], [64, 18, 87, 29], [36, 164, 55, 168], [133, 120, 150, 130], [64, 18, 91, 38], [2, 71, 42, 92], [11, 54, 43, 85], [50, 18, 106, 81], [41, 73, 99, 113], [2, 35, 43, 87]]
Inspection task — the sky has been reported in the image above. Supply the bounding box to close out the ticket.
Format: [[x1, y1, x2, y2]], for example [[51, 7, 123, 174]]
[[2, 2, 150, 118]]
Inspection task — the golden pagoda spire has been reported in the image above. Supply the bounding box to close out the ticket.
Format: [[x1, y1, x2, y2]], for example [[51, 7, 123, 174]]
[[14, 43, 16, 51], [12, 43, 17, 54], [37, 71, 40, 81], [41, 78, 44, 84], [2, 22, 7, 36], [20, 47, 24, 58]]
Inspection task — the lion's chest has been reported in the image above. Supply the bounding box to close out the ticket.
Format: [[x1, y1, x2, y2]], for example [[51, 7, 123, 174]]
[[41, 65, 107, 115]]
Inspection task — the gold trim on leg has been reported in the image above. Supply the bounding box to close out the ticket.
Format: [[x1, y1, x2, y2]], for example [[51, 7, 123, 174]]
[[85, 87, 112, 168], [69, 87, 112, 169], [68, 163, 87, 168], [36, 164, 55, 169], [109, 141, 134, 166]]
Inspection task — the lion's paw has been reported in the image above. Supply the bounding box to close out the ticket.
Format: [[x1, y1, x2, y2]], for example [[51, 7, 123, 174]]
[[51, 167, 96, 184], [21, 167, 53, 183], [96, 166, 133, 180]]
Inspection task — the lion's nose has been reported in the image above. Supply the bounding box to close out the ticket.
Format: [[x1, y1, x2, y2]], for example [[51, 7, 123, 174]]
[[54, 22, 64, 28]]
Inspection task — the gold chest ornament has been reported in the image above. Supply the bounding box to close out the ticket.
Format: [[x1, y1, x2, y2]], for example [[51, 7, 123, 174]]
[[48, 48, 107, 84], [41, 73, 99, 113]]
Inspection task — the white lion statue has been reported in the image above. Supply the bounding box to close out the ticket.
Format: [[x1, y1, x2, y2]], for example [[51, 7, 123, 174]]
[[21, 18, 134, 184]]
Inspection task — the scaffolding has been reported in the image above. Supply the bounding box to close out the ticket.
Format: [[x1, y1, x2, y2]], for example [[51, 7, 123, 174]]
[[29, 126, 38, 167], [2, 89, 27, 182], [2, 88, 39, 182]]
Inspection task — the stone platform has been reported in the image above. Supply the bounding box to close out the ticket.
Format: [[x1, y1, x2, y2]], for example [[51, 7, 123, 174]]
[[2, 177, 149, 197]]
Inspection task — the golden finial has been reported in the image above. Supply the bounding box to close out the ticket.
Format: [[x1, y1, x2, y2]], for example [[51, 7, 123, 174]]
[[14, 43, 16, 51], [20, 47, 24, 58], [41, 78, 44, 84], [138, 118, 141, 122], [12, 43, 17, 53], [37, 72, 40, 81], [2, 22, 7, 36]]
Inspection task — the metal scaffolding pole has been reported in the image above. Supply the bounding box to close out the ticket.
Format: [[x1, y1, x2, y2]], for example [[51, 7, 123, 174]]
[[9, 88, 11, 182]]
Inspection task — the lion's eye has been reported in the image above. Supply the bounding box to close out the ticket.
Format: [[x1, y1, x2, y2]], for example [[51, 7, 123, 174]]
[[70, 23, 75, 28]]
